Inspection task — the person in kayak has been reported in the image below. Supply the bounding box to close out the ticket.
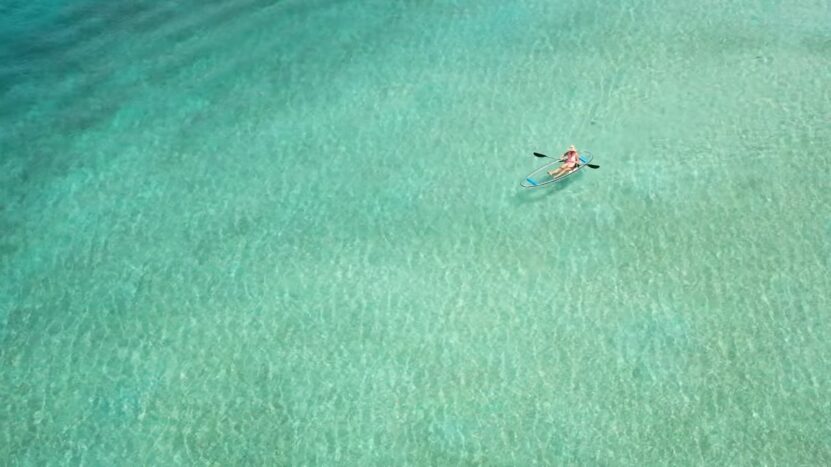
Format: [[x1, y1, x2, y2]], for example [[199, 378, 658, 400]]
[[548, 145, 581, 178]]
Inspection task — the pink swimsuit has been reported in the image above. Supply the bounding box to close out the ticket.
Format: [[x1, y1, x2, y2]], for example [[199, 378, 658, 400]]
[[564, 151, 579, 167]]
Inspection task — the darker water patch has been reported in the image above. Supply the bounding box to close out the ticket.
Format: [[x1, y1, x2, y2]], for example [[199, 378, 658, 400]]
[[612, 312, 695, 385], [800, 32, 831, 56], [0, 210, 22, 260]]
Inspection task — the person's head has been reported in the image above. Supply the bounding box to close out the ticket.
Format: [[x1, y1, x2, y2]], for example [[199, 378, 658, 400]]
[[567, 144, 577, 153]]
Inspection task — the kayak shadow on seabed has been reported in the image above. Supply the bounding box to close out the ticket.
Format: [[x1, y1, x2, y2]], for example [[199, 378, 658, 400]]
[[512, 174, 582, 205]]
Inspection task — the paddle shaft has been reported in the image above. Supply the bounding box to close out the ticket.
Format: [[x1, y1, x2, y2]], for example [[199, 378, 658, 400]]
[[533, 152, 599, 169]]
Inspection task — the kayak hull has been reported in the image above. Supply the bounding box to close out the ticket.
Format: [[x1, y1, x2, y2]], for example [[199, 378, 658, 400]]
[[520, 151, 593, 188]]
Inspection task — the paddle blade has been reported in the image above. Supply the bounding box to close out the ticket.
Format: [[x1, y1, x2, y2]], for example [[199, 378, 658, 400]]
[[585, 163, 600, 169], [533, 152, 548, 158]]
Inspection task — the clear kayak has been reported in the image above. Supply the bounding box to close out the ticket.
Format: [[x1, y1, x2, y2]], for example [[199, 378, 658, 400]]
[[520, 151, 593, 188]]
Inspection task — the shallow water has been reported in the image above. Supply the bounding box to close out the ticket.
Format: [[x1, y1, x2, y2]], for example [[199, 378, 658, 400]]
[[2, 0, 830, 464]]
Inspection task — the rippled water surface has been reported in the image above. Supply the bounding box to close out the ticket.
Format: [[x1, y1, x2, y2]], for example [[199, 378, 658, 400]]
[[2, 0, 829, 464]]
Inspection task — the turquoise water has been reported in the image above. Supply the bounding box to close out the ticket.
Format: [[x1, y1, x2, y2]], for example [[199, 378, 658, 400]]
[[2, 0, 830, 464]]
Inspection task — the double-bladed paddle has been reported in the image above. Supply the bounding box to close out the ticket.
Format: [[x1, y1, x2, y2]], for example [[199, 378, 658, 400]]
[[533, 152, 599, 169]]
